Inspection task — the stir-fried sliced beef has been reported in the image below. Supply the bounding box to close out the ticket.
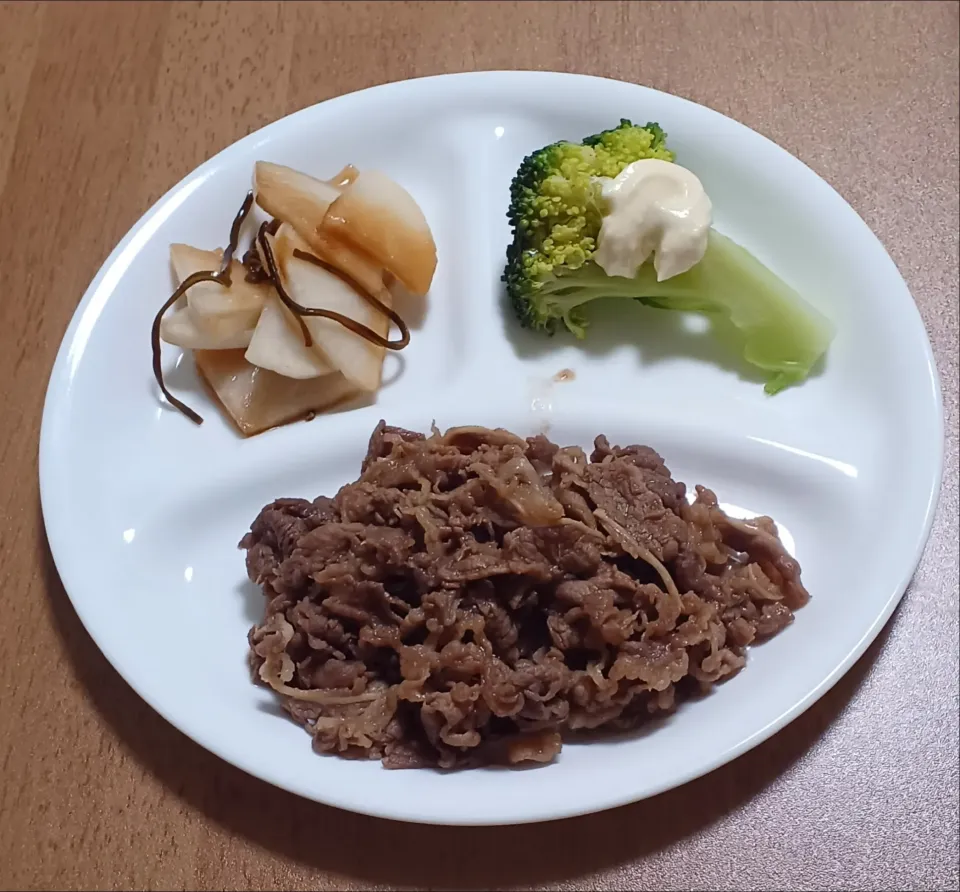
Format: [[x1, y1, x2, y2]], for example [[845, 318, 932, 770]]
[[242, 422, 807, 768]]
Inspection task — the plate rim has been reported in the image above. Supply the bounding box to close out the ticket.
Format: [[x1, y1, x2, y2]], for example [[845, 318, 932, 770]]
[[39, 70, 945, 825]]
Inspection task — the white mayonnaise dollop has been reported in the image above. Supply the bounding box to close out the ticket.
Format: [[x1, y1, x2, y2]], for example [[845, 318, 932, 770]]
[[593, 159, 712, 281]]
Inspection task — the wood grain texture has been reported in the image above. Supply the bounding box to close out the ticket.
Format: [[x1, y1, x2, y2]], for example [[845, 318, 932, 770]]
[[0, 2, 957, 890]]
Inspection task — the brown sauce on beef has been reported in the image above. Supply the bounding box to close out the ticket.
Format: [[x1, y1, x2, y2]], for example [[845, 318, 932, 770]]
[[241, 422, 807, 769]]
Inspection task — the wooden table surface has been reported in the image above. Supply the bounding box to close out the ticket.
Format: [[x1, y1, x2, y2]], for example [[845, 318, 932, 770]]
[[1, 2, 957, 890]]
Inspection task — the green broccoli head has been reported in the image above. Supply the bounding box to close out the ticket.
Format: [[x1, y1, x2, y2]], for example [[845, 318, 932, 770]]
[[501, 120, 835, 393], [504, 119, 674, 334]]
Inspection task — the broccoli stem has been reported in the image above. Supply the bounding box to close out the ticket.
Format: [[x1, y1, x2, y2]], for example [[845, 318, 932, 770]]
[[540, 230, 834, 393]]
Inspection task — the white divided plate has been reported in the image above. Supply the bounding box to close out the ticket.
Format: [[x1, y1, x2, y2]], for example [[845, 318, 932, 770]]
[[40, 72, 943, 826]]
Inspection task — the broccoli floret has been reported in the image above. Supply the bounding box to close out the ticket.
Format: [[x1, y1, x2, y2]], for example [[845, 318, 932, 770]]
[[503, 120, 835, 393], [505, 119, 673, 334]]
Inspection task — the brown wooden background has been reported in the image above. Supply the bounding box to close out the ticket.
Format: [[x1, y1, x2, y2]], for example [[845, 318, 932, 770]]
[[1, 2, 957, 890]]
